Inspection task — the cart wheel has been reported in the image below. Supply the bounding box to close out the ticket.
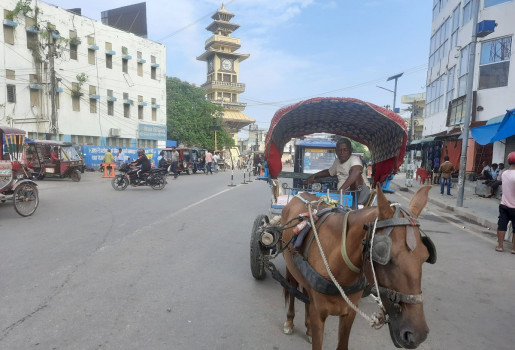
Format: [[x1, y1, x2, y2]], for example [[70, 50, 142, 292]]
[[149, 174, 166, 190], [187, 167, 193, 175], [70, 170, 81, 182], [250, 214, 270, 280], [13, 182, 39, 217], [111, 175, 129, 191]]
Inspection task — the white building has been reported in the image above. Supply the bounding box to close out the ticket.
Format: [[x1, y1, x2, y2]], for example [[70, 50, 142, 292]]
[[1, 0, 166, 148], [425, 0, 514, 170]]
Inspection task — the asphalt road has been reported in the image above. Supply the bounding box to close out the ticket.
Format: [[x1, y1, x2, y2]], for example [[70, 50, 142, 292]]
[[0, 170, 513, 350]]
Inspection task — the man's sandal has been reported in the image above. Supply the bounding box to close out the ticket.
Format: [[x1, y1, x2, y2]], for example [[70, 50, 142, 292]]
[[495, 247, 504, 252]]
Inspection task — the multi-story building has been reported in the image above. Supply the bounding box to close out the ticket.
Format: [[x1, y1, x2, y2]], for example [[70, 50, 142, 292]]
[[1, 0, 166, 148], [425, 0, 514, 172]]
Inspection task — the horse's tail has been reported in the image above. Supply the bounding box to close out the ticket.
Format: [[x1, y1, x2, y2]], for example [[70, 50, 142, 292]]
[[283, 267, 297, 306]]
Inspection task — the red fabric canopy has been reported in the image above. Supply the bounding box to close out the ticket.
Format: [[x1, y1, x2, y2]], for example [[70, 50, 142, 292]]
[[264, 97, 407, 184]]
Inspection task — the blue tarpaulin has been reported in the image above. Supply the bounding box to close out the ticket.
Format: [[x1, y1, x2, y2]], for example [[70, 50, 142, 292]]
[[471, 109, 515, 145]]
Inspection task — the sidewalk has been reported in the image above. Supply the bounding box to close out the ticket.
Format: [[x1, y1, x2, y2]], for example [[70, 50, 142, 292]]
[[390, 172, 499, 230]]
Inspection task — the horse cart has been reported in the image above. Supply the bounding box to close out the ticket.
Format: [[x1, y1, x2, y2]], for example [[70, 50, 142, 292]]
[[0, 126, 39, 216], [249, 98, 436, 349]]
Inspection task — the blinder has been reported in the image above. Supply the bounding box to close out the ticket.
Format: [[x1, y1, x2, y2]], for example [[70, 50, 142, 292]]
[[364, 205, 437, 265], [421, 235, 437, 264]]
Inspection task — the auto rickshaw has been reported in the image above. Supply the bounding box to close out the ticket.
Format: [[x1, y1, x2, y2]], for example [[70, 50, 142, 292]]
[[191, 148, 207, 173], [162, 147, 194, 175], [24, 140, 85, 181], [0, 126, 39, 216]]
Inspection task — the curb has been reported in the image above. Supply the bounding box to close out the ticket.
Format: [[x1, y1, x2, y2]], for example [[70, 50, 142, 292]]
[[392, 183, 498, 231]]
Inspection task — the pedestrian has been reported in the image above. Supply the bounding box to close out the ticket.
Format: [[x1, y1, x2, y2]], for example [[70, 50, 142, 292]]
[[486, 163, 504, 198], [170, 147, 179, 179], [103, 149, 114, 175], [115, 148, 125, 169], [490, 163, 499, 180], [205, 150, 213, 174], [213, 152, 219, 173], [479, 161, 491, 179], [495, 152, 515, 253], [439, 156, 455, 196]]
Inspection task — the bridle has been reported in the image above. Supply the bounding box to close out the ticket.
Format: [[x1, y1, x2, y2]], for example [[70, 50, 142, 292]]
[[363, 204, 437, 313]]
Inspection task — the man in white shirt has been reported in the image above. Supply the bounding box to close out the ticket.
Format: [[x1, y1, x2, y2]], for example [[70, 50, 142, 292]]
[[306, 138, 370, 204]]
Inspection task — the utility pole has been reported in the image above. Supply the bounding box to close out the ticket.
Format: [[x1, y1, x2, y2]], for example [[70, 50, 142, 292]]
[[457, 0, 480, 207], [47, 26, 58, 136]]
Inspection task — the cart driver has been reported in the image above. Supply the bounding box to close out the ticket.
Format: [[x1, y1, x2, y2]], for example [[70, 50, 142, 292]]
[[306, 138, 370, 205], [128, 148, 151, 183]]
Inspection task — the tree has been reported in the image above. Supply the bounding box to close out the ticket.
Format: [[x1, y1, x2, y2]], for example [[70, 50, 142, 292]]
[[166, 77, 234, 149]]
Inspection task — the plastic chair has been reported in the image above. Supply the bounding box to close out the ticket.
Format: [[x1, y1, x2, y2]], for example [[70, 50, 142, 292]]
[[417, 168, 430, 184]]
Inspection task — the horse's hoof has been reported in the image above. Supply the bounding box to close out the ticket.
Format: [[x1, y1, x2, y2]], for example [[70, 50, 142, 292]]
[[306, 335, 312, 344], [283, 322, 294, 335]]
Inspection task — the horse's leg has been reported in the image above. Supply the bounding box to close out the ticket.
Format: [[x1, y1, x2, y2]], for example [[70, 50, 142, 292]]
[[336, 310, 357, 350], [304, 287, 312, 344], [308, 304, 327, 350], [283, 267, 296, 335]]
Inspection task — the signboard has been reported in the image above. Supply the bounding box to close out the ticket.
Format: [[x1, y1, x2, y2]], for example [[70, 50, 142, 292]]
[[138, 123, 167, 141], [80, 146, 159, 170]]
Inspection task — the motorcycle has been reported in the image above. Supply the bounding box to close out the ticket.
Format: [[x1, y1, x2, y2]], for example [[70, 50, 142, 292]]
[[111, 162, 167, 191]]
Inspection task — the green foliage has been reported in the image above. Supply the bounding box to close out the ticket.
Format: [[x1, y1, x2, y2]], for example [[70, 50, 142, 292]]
[[6, 0, 33, 20], [350, 140, 371, 162], [166, 77, 235, 149]]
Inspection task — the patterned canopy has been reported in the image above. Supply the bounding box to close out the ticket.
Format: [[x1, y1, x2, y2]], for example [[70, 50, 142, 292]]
[[264, 97, 408, 183]]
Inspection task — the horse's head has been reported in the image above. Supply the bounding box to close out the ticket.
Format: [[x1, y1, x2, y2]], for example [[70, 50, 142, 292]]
[[363, 185, 433, 349]]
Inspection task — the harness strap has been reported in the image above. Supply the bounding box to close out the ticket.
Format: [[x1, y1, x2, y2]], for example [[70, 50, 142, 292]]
[[341, 211, 360, 273], [293, 253, 367, 296], [375, 286, 424, 304], [302, 211, 334, 259]]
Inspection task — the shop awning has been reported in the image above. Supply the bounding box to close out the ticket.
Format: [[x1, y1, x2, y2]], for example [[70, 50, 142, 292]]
[[471, 109, 515, 145]]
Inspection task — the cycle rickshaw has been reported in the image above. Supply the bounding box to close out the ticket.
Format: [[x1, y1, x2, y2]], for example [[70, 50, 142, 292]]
[[0, 126, 39, 216], [248, 98, 436, 349]]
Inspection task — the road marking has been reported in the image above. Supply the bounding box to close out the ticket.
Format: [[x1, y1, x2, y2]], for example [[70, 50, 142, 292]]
[[169, 186, 238, 217], [394, 191, 495, 244]]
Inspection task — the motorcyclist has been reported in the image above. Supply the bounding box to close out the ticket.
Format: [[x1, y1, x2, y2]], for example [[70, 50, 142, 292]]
[[128, 148, 151, 183]]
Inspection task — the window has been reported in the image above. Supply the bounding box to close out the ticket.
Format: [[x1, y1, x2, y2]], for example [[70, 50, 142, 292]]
[[106, 54, 112, 69], [446, 66, 456, 107], [72, 96, 80, 111], [124, 104, 130, 118], [479, 36, 512, 90], [137, 62, 143, 76], [138, 106, 143, 119], [151, 66, 156, 79], [108, 101, 114, 116], [7, 84, 16, 103], [6, 69, 15, 80], [122, 58, 128, 73], [462, 0, 474, 26], [428, 17, 450, 69], [3, 25, 14, 45], [152, 108, 157, 121], [88, 49, 95, 64], [450, 5, 460, 50], [26, 31, 38, 49], [70, 44, 78, 60], [485, 0, 511, 7], [447, 96, 466, 126], [90, 99, 97, 113]]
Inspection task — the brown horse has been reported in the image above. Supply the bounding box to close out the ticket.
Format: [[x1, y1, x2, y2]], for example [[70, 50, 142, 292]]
[[280, 185, 432, 349]]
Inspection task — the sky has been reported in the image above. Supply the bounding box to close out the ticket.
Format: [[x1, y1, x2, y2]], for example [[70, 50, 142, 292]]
[[45, 0, 432, 138]]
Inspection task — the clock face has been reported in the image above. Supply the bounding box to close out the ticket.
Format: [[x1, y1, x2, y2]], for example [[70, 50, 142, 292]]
[[222, 59, 232, 71]]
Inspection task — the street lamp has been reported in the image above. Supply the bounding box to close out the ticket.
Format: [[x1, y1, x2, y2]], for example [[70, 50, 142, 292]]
[[387, 72, 403, 112]]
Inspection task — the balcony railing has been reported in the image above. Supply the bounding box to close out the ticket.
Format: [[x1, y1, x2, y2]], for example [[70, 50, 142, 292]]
[[207, 99, 247, 110], [201, 80, 245, 92]]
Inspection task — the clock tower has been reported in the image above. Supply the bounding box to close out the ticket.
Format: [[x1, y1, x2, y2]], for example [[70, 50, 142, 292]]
[[197, 4, 254, 137]]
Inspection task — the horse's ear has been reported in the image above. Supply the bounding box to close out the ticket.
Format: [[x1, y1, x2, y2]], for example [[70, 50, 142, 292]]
[[376, 185, 394, 219], [408, 185, 431, 218]]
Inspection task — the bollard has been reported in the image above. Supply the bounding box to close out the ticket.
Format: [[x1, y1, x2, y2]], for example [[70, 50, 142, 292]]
[[247, 169, 253, 182], [241, 172, 247, 184], [228, 169, 236, 187]]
